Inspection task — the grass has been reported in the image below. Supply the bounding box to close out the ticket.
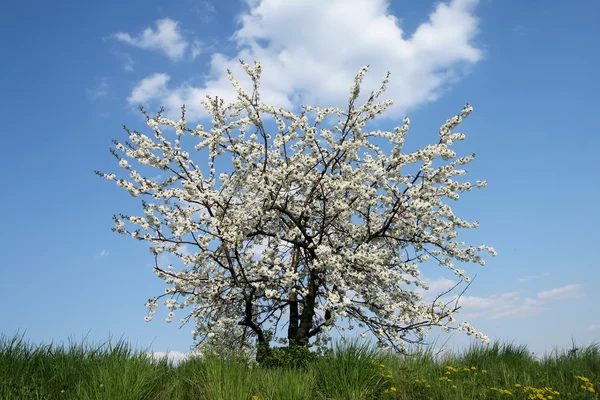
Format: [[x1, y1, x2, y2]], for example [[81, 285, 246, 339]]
[[1, 332, 599, 399]]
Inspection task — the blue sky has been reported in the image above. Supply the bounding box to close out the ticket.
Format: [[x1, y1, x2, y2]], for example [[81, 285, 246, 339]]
[[1, 0, 599, 364]]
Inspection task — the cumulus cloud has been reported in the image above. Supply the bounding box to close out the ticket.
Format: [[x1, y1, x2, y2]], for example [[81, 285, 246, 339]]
[[129, 0, 483, 122], [453, 284, 585, 320], [537, 284, 584, 301], [413, 276, 460, 303], [424, 276, 459, 294], [128, 73, 170, 105], [457, 292, 549, 320], [113, 18, 189, 61]]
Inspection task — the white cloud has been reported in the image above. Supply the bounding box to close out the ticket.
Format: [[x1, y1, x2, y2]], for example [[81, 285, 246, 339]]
[[114, 18, 189, 61], [456, 283, 584, 321], [129, 0, 483, 122], [190, 39, 204, 60], [199, 0, 216, 13], [96, 249, 109, 258], [588, 324, 600, 332], [110, 49, 135, 71], [121, 54, 135, 72], [518, 275, 537, 283], [457, 291, 548, 320], [144, 351, 200, 366], [537, 284, 585, 301], [519, 272, 552, 283], [414, 276, 459, 302], [87, 78, 109, 99], [188, 0, 217, 23], [128, 73, 170, 105], [424, 276, 458, 294]]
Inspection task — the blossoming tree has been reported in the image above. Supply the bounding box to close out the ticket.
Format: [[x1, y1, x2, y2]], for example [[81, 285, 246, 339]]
[[96, 60, 496, 361]]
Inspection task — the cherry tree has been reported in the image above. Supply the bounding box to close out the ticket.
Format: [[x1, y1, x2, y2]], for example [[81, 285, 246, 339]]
[[96, 59, 496, 361]]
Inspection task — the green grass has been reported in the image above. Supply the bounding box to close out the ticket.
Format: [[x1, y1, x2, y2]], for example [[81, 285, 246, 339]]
[[1, 332, 599, 399]]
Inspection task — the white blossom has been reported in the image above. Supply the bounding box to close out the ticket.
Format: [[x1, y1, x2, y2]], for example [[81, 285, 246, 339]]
[[97, 60, 495, 357]]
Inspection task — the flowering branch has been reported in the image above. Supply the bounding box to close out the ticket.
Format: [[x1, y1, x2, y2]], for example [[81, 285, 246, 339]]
[[95, 59, 496, 360]]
